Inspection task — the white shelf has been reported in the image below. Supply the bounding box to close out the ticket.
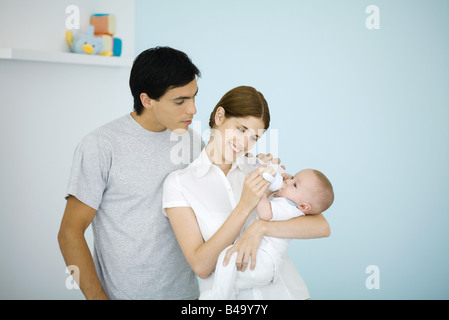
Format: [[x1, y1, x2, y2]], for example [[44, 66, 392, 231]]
[[0, 48, 133, 67]]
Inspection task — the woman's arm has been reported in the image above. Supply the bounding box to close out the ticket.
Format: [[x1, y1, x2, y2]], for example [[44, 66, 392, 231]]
[[262, 213, 331, 239], [166, 166, 271, 279], [223, 213, 331, 271], [166, 203, 250, 279]]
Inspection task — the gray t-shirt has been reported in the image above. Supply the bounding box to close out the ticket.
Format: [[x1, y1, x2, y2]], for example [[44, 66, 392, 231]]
[[66, 114, 203, 299]]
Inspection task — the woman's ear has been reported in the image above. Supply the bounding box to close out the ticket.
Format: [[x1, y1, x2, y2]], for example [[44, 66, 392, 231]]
[[140, 93, 153, 110], [214, 106, 226, 126]]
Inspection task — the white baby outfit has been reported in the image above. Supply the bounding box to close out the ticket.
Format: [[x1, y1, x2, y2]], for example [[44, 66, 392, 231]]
[[199, 196, 304, 300]]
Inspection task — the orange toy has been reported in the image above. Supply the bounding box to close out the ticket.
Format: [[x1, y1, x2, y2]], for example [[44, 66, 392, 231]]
[[90, 14, 116, 36]]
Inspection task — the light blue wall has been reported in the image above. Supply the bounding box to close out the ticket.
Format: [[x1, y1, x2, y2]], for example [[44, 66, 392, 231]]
[[136, 0, 449, 299]]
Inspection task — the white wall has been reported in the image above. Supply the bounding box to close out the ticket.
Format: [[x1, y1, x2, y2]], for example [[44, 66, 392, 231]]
[[0, 0, 134, 299], [0, 0, 134, 57]]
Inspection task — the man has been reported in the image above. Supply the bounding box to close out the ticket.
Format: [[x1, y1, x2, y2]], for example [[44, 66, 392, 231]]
[[58, 47, 203, 299]]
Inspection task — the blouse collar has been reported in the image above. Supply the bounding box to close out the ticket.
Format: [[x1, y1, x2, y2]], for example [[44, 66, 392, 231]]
[[195, 148, 246, 178]]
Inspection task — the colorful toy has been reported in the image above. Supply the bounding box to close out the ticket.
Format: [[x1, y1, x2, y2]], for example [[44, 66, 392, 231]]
[[90, 14, 122, 57], [66, 25, 104, 55], [65, 14, 122, 57], [96, 34, 122, 56], [90, 14, 116, 36]]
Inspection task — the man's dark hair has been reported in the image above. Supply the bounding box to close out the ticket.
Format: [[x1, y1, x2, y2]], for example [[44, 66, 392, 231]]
[[129, 46, 201, 115]]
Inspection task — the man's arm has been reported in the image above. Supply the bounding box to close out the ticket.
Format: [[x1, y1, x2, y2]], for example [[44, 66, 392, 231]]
[[57, 196, 108, 300]]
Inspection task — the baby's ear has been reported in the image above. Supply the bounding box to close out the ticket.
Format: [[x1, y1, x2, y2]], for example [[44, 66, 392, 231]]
[[299, 203, 312, 213]]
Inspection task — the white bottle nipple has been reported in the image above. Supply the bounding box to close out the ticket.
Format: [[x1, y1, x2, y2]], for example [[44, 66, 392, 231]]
[[266, 172, 283, 191], [254, 158, 284, 191]]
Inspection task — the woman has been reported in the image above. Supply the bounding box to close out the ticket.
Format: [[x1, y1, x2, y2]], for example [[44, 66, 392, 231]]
[[163, 86, 330, 299]]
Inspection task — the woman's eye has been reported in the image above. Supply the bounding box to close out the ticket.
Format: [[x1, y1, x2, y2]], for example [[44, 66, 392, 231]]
[[175, 100, 184, 105]]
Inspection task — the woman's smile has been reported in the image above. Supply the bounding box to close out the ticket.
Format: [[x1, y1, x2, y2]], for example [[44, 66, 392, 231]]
[[230, 142, 243, 154]]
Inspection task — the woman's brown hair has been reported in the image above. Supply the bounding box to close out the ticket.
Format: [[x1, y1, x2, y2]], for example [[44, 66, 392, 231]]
[[208, 86, 270, 129]]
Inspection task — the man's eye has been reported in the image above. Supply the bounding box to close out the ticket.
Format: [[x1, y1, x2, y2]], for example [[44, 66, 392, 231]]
[[175, 100, 184, 105]]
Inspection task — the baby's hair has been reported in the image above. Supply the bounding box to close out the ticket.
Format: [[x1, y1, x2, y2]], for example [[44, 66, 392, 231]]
[[311, 169, 334, 213]]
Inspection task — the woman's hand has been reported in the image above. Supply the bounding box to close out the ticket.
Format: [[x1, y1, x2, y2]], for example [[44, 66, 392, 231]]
[[254, 153, 285, 170], [222, 219, 266, 272], [237, 166, 271, 212], [281, 172, 293, 180]]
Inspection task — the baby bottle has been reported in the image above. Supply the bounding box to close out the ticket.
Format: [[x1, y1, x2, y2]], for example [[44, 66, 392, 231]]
[[249, 157, 285, 192]]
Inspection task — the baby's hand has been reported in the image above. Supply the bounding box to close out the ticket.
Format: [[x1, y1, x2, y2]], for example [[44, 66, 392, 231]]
[[264, 188, 274, 197]]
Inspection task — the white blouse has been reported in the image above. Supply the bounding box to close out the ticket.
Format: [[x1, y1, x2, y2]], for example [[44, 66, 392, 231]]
[[163, 148, 310, 299]]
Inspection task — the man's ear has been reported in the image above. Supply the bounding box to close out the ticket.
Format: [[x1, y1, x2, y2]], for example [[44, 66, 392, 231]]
[[214, 106, 226, 126], [140, 93, 153, 109], [299, 202, 312, 213]]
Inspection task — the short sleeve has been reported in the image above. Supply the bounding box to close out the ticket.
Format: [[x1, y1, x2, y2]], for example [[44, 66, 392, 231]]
[[270, 198, 304, 221], [66, 134, 110, 210], [162, 172, 190, 216]]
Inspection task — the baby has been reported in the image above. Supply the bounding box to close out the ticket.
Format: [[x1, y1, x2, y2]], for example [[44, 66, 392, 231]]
[[199, 168, 334, 300]]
